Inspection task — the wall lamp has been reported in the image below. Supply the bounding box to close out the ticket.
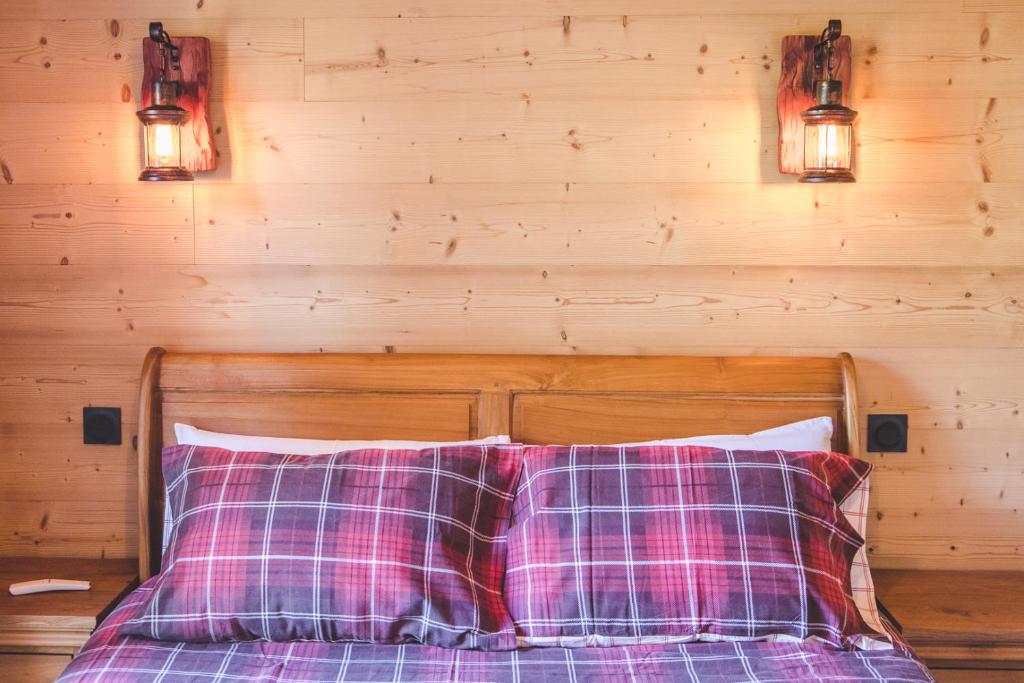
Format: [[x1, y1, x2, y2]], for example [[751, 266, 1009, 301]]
[[137, 23, 191, 181], [136, 22, 215, 181], [800, 21, 857, 182], [778, 19, 856, 182]]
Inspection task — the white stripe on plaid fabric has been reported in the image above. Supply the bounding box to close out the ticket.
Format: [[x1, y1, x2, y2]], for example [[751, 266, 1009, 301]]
[[725, 450, 757, 639], [775, 450, 810, 641], [260, 445, 289, 640], [672, 449, 699, 627], [420, 448, 443, 646], [368, 451, 389, 643], [127, 445, 519, 649], [567, 446, 592, 639], [515, 463, 885, 647], [170, 498, 511, 542], [617, 447, 643, 639], [516, 460, 845, 495], [160, 457, 518, 553], [58, 582, 933, 683], [506, 446, 891, 651]]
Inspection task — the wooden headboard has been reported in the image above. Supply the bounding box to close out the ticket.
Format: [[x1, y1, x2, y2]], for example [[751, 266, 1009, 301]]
[[137, 349, 861, 579]]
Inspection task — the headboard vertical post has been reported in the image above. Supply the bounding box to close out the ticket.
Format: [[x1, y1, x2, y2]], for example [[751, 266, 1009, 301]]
[[477, 390, 511, 438], [839, 352, 862, 458], [137, 347, 166, 580]]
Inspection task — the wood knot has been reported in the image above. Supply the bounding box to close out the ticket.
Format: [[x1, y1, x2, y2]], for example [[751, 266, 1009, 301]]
[[2, 160, 15, 184], [562, 16, 571, 35], [109, 19, 120, 37]]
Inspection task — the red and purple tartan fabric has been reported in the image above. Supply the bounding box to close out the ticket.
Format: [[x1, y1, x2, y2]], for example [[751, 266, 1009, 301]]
[[119, 444, 521, 649], [506, 445, 881, 648], [59, 580, 931, 682]]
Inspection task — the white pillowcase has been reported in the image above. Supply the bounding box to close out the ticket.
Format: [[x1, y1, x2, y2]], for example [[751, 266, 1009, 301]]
[[616, 415, 833, 451], [173, 422, 511, 455], [162, 424, 513, 552], [614, 416, 887, 647]]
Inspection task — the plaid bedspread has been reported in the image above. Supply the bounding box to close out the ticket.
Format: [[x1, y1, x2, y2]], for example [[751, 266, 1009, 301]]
[[58, 583, 934, 682]]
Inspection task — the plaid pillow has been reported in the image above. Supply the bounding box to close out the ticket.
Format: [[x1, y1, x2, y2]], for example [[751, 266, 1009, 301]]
[[121, 444, 521, 649], [506, 445, 881, 649]]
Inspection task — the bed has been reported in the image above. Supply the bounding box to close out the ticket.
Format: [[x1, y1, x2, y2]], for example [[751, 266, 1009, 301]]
[[57, 349, 935, 682]]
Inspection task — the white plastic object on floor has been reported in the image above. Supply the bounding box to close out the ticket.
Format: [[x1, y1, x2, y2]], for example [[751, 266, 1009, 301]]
[[8, 579, 91, 595]]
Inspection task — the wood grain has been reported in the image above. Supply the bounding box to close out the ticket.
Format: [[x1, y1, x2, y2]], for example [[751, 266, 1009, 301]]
[[874, 569, 1024, 668], [513, 393, 844, 445], [0, 557, 136, 653], [1, 265, 1021, 350], [1, 345, 1020, 566], [0, 654, 71, 683], [0, 184, 193, 265], [0, 19, 302, 103], [193, 182, 1024, 267], [0, 97, 1018, 184], [931, 671, 1024, 682], [965, 0, 1024, 12], [160, 391, 478, 442], [0, 0, 966, 20], [0, 0, 1021, 574], [304, 14, 1019, 102], [135, 347, 163, 576]]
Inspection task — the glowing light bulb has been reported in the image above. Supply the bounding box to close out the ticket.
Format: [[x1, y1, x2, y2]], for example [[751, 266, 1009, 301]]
[[154, 124, 174, 161], [819, 125, 831, 168]]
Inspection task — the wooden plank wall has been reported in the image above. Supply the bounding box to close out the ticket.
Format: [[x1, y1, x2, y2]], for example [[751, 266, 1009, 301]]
[[0, 0, 1021, 570]]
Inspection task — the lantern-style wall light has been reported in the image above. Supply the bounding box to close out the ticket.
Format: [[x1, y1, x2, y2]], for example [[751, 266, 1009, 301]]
[[136, 23, 192, 181], [777, 19, 855, 182], [799, 20, 857, 182]]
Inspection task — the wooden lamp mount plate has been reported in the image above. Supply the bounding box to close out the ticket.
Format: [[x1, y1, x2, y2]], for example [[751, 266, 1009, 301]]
[[777, 34, 851, 175]]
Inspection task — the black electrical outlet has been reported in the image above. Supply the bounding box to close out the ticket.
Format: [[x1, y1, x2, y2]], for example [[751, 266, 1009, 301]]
[[83, 407, 122, 445], [867, 414, 908, 453]]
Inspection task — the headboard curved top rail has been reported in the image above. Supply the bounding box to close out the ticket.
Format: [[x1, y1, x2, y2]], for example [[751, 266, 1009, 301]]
[[137, 349, 861, 579]]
